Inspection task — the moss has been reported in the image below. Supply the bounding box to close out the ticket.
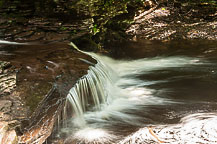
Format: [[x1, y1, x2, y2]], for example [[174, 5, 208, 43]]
[[68, 0, 145, 49], [0, 1, 3, 7], [25, 83, 52, 113]]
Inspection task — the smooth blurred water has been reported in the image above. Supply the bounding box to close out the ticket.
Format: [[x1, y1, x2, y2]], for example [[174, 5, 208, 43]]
[[61, 40, 217, 143], [107, 40, 217, 123], [1, 40, 217, 143]]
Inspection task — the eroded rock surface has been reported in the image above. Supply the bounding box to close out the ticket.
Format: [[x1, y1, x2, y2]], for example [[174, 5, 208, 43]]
[[0, 61, 17, 143], [0, 121, 18, 144], [0, 42, 94, 144], [119, 113, 217, 144], [0, 61, 16, 96]]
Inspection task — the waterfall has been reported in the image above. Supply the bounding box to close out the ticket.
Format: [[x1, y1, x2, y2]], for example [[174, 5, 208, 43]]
[[64, 59, 112, 128], [61, 45, 202, 143]]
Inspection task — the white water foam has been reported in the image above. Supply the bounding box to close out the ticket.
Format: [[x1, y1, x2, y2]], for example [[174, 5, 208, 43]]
[[65, 127, 117, 144], [61, 46, 202, 143], [119, 113, 217, 144]]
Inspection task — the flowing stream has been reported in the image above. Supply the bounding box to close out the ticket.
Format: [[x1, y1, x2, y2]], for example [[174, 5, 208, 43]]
[[59, 40, 217, 143], [1, 40, 217, 143]]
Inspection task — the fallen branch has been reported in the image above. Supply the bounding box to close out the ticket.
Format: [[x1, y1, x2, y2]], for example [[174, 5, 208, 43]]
[[134, 4, 160, 21]]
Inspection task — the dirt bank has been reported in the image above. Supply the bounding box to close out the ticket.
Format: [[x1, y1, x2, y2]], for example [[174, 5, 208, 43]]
[[126, 2, 217, 41]]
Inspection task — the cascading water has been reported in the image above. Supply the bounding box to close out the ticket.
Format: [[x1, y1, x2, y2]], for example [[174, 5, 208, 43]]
[[1, 40, 217, 143], [60, 43, 205, 143]]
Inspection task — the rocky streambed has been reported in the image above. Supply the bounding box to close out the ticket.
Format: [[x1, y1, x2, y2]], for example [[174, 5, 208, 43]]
[[0, 1, 216, 143], [0, 41, 95, 143]]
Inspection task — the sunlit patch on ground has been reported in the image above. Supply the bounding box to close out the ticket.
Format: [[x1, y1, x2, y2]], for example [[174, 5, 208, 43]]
[[127, 5, 217, 41]]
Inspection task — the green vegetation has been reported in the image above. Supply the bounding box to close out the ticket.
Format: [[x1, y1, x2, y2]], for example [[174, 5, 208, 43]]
[[0, 0, 216, 50], [67, 0, 144, 49], [0, 0, 145, 49]]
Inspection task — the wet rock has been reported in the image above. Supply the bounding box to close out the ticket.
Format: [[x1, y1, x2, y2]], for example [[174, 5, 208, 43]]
[[119, 113, 217, 144], [0, 61, 16, 96], [0, 100, 12, 114], [0, 62, 23, 144], [0, 121, 18, 144], [0, 43, 94, 143], [19, 87, 61, 144], [0, 100, 13, 122], [0, 61, 11, 74], [0, 73, 16, 96]]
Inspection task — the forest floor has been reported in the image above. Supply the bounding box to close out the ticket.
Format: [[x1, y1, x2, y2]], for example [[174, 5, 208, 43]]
[[127, 2, 217, 41], [0, 3, 216, 44]]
